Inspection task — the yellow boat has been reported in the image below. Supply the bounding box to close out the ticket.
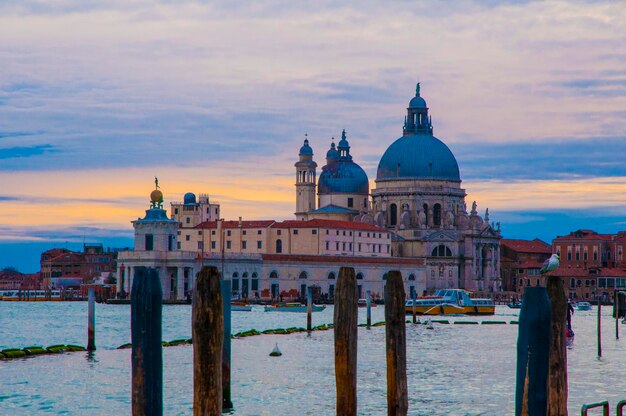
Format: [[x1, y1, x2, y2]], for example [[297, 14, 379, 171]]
[[405, 289, 495, 316]]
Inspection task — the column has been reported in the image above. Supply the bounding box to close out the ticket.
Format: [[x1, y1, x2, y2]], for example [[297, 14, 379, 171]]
[[127, 266, 133, 294], [116, 265, 122, 294], [177, 267, 185, 300]]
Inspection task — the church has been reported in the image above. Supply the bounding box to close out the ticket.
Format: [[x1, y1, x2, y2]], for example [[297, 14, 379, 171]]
[[117, 85, 501, 300]]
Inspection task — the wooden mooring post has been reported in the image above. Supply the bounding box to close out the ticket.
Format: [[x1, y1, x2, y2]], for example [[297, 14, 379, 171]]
[[307, 286, 313, 332], [131, 267, 163, 416], [597, 300, 602, 358], [220, 277, 233, 411], [411, 290, 417, 324], [366, 290, 372, 329], [515, 287, 551, 416], [334, 266, 358, 416], [385, 271, 408, 416], [87, 287, 96, 351], [192, 266, 223, 416], [546, 275, 568, 415]]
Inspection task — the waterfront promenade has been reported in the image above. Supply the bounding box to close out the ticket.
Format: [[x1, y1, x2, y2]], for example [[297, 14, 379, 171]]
[[0, 302, 624, 414]]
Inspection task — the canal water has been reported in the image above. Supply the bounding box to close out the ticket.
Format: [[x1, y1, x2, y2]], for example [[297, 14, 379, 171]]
[[1, 302, 625, 415]]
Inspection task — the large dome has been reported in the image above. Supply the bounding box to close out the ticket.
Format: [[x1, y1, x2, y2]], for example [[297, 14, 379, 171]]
[[376, 134, 460, 181], [318, 161, 369, 194]]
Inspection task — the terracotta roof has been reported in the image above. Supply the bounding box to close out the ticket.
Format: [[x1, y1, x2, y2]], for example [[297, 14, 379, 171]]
[[515, 261, 544, 269], [47, 252, 84, 263], [553, 230, 613, 242], [547, 267, 596, 277], [261, 254, 423, 266], [195, 220, 276, 229], [501, 239, 552, 254], [271, 219, 388, 232]]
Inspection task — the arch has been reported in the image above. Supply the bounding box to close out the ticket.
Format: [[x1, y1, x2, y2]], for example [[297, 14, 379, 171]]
[[431, 244, 452, 257], [299, 271, 308, 279], [408, 273, 416, 281], [232, 272, 239, 278], [269, 270, 279, 279], [251, 272, 258, 278], [242, 272, 249, 278], [328, 272, 336, 280], [276, 239, 283, 253], [433, 203, 442, 227], [390, 203, 398, 226], [423, 204, 429, 226], [356, 272, 364, 280]]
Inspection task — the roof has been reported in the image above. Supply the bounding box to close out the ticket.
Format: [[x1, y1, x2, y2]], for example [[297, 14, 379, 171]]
[[515, 261, 545, 269], [195, 220, 276, 229], [262, 254, 423, 266], [318, 160, 369, 195], [309, 205, 358, 214], [133, 208, 178, 224], [553, 229, 613, 242], [547, 267, 597, 277], [271, 219, 388, 232], [47, 252, 84, 263], [595, 268, 626, 277], [501, 238, 552, 254]]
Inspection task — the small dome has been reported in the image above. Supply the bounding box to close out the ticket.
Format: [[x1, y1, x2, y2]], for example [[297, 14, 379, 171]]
[[377, 134, 460, 181], [318, 161, 369, 195], [409, 95, 427, 108], [150, 189, 163, 203], [299, 138, 313, 156], [184, 192, 197, 205], [326, 142, 340, 160]]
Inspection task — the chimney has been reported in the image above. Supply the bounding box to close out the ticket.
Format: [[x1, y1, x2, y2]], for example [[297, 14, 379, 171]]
[[239, 217, 242, 228]]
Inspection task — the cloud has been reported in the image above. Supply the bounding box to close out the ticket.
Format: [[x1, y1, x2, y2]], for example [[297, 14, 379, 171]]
[[0, 144, 56, 159]]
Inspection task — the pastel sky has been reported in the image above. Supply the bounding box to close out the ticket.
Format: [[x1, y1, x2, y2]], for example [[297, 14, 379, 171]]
[[1, 0, 626, 272]]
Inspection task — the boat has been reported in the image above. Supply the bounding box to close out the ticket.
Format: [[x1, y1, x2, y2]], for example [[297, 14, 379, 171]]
[[404, 289, 495, 316], [1, 290, 62, 301], [357, 299, 376, 308], [264, 303, 326, 312], [576, 301, 592, 311], [230, 301, 252, 312], [507, 301, 522, 309]]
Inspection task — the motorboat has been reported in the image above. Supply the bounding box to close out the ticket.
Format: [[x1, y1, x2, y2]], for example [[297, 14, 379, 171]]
[[264, 303, 326, 313], [507, 301, 522, 309], [576, 302, 592, 311], [357, 299, 376, 308], [404, 289, 495, 316], [230, 301, 252, 312]]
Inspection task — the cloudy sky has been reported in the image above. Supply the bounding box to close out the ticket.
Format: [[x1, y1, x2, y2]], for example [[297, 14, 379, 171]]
[[1, 0, 625, 272]]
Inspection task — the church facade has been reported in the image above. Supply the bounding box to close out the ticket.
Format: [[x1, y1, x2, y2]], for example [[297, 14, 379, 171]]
[[117, 85, 501, 300]]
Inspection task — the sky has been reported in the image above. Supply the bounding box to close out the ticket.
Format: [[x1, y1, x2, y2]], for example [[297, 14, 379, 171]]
[[1, 0, 626, 272]]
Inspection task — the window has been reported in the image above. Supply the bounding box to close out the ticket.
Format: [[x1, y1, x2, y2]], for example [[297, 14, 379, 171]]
[[251, 278, 259, 291], [326, 230, 329, 235], [185, 235, 190, 241], [197, 241, 203, 250], [348, 197, 354, 208], [198, 230, 203, 235], [575, 252, 580, 261], [299, 271, 307, 279], [169, 236, 174, 251], [325, 241, 329, 250], [243, 230, 247, 235], [186, 217, 190, 224], [349, 243, 352, 251], [390, 203, 397, 226], [343, 231, 346, 236], [257, 241, 262, 249], [598, 278, 606, 288], [433, 203, 442, 227], [227, 230, 231, 237], [570, 278, 575, 289], [328, 272, 336, 280], [342, 242, 346, 251], [211, 230, 216, 235], [211, 241, 216, 249], [594, 251, 598, 261], [276, 239, 282, 253], [431, 245, 452, 257], [174, 208, 179, 214], [583, 252, 588, 261], [293, 229, 299, 235], [336, 242, 339, 251], [258, 230, 262, 235], [177, 242, 181, 249], [242, 241, 247, 250], [312, 229, 317, 235], [277, 230, 282, 236], [408, 274, 415, 281], [270, 271, 278, 279], [358, 243, 362, 252], [145, 234, 153, 251], [356, 273, 363, 280]]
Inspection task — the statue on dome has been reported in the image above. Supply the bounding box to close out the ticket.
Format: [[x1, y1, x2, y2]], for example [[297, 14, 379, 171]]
[[155, 176, 159, 189], [416, 82, 420, 96]]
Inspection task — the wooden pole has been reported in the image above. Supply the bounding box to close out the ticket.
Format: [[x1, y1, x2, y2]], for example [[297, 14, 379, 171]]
[[366, 290, 372, 329], [385, 270, 408, 416], [307, 286, 313, 332], [615, 291, 619, 340], [334, 266, 358, 416], [87, 287, 96, 351], [597, 299, 602, 358], [411, 290, 417, 324], [131, 267, 163, 416], [515, 287, 551, 416], [220, 278, 233, 411], [193, 266, 223, 416], [546, 276, 568, 416]]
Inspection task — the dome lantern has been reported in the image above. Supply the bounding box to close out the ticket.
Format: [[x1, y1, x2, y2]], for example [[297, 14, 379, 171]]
[[404, 82, 433, 136]]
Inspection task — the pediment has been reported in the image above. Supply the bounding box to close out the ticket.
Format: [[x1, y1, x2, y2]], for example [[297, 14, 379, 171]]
[[423, 230, 459, 242]]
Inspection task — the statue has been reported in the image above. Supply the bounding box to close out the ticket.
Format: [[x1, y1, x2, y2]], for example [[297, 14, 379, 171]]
[[416, 82, 420, 96], [417, 209, 426, 229], [484, 208, 490, 223], [471, 201, 477, 215], [155, 176, 159, 189], [400, 205, 411, 230], [446, 210, 455, 229]]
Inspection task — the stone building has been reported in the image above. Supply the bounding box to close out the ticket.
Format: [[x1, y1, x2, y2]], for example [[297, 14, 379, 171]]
[[499, 238, 552, 295]]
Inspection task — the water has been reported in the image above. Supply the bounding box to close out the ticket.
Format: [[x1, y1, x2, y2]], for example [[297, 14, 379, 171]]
[[1, 303, 625, 415]]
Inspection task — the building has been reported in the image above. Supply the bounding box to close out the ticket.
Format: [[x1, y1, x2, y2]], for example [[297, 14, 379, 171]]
[[118, 84, 501, 300], [500, 239, 552, 295], [40, 244, 118, 289]]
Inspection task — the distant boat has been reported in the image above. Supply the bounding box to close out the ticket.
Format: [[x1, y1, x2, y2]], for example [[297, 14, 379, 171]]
[[264, 303, 326, 313], [507, 301, 522, 309], [231, 301, 252, 312], [358, 299, 376, 308], [1, 290, 62, 301], [404, 289, 495, 316], [577, 302, 592, 311]]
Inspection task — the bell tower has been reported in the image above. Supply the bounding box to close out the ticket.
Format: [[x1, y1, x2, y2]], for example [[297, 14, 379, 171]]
[[295, 135, 317, 220]]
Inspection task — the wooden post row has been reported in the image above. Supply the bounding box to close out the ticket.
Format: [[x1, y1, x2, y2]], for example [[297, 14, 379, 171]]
[[192, 266, 224, 416], [385, 271, 408, 416], [131, 267, 163, 416], [334, 266, 358, 416]]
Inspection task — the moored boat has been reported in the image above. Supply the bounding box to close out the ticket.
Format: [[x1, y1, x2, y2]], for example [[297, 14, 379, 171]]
[[264, 303, 326, 313], [357, 299, 376, 308], [1, 290, 62, 301], [507, 301, 522, 309], [404, 289, 495, 316], [576, 301, 592, 311], [231, 301, 253, 312]]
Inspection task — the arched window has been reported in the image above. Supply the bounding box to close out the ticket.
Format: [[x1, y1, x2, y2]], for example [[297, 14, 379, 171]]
[[431, 244, 452, 257], [276, 239, 282, 253], [232, 272, 239, 278], [270, 271, 278, 279], [356, 273, 364, 280], [390, 203, 397, 226], [433, 203, 442, 227], [242, 272, 248, 278], [299, 271, 307, 279], [423, 204, 429, 226], [251, 272, 257, 278], [328, 272, 336, 280], [408, 274, 415, 281]]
